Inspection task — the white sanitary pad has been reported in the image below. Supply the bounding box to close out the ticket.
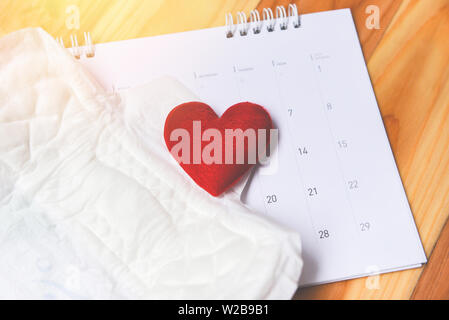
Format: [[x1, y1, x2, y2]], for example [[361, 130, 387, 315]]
[[0, 28, 303, 299]]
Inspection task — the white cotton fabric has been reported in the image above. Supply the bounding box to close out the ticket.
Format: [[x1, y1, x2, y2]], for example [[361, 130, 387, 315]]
[[0, 28, 303, 299]]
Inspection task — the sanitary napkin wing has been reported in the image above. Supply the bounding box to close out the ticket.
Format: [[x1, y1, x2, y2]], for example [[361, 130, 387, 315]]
[[0, 28, 303, 299]]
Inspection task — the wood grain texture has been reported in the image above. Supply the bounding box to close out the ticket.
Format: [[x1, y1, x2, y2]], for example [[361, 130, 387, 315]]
[[412, 219, 449, 299], [0, 0, 261, 43], [0, 0, 448, 300]]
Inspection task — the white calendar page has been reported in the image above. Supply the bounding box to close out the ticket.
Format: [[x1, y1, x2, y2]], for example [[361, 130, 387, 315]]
[[79, 8, 426, 286]]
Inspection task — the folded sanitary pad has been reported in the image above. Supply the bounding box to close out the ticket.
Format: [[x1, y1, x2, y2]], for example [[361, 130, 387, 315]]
[[0, 28, 303, 299]]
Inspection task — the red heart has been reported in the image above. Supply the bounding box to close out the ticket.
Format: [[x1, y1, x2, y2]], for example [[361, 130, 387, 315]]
[[164, 102, 273, 197]]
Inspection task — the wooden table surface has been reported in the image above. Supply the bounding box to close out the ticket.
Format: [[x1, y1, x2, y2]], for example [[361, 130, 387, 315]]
[[1, 0, 448, 300]]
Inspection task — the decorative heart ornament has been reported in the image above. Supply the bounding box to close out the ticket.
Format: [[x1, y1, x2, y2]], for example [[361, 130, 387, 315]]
[[164, 102, 273, 196]]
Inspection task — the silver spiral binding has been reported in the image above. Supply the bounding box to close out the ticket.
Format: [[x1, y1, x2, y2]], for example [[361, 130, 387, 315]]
[[70, 34, 82, 59], [225, 13, 235, 38], [55, 32, 95, 59], [56, 36, 64, 47], [263, 8, 275, 32], [250, 9, 262, 34], [237, 12, 249, 36], [288, 4, 301, 28], [84, 32, 95, 58], [225, 4, 300, 38], [276, 6, 288, 30]]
